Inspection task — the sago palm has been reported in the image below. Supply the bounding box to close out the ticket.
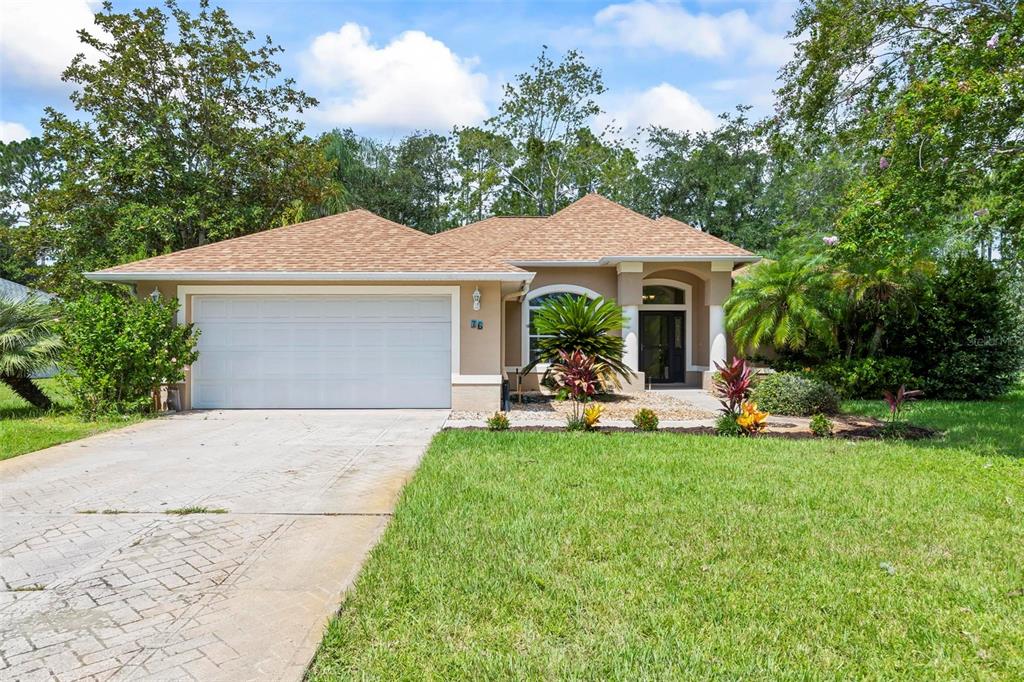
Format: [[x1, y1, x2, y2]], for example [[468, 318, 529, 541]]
[[524, 294, 633, 387], [725, 254, 838, 355], [0, 296, 63, 410]]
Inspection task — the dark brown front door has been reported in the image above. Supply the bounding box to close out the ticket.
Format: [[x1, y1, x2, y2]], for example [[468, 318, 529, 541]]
[[640, 311, 686, 383]]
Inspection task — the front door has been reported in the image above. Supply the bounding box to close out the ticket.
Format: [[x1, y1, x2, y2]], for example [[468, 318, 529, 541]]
[[640, 311, 686, 384]]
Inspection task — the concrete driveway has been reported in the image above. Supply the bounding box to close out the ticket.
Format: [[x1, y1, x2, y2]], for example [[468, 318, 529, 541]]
[[0, 409, 447, 681]]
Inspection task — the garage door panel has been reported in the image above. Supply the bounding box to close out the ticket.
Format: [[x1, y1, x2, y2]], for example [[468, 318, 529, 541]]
[[191, 295, 451, 409]]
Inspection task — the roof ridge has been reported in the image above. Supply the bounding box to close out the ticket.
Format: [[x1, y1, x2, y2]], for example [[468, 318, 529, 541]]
[[549, 193, 657, 224], [655, 215, 755, 256], [433, 215, 548, 238]]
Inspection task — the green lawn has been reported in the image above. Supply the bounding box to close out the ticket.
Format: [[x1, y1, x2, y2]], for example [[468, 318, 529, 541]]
[[844, 385, 1023, 457], [310, 395, 1024, 679], [0, 379, 145, 461]]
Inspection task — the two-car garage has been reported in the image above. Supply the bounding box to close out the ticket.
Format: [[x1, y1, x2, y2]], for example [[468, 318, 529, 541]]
[[189, 294, 453, 409]]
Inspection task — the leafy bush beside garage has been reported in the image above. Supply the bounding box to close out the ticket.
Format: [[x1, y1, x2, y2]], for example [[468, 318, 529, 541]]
[[58, 291, 199, 419]]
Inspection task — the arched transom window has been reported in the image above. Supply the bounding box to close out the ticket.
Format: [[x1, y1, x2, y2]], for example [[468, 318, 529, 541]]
[[523, 285, 600, 365], [642, 284, 686, 305]]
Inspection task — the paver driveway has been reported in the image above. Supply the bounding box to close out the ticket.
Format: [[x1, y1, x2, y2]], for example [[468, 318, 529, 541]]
[[0, 409, 447, 681]]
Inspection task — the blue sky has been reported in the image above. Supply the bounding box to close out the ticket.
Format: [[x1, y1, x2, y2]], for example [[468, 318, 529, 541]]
[[1, 0, 797, 143]]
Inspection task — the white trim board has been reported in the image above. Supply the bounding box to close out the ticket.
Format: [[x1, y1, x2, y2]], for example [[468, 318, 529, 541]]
[[452, 374, 503, 385], [508, 255, 759, 267], [176, 284, 462, 377]]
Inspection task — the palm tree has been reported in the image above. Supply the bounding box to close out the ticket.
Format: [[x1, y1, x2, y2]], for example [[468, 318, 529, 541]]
[[523, 295, 633, 387], [725, 254, 838, 356], [834, 254, 934, 357], [0, 296, 63, 410]]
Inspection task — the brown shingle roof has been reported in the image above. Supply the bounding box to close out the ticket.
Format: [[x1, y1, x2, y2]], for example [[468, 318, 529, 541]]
[[91, 209, 528, 278], [90, 195, 756, 282], [432, 194, 755, 262]]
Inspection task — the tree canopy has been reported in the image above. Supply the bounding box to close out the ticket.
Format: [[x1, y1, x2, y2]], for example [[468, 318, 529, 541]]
[[24, 0, 334, 291]]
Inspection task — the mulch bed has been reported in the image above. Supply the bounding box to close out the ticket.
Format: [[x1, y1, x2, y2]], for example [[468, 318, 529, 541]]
[[447, 417, 938, 441]]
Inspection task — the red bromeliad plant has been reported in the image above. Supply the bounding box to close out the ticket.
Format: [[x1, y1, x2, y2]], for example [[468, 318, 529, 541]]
[[882, 385, 923, 423], [713, 356, 753, 416], [549, 349, 599, 423]]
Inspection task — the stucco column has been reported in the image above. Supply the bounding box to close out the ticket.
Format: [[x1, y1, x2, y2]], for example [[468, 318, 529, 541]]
[[707, 265, 733, 375], [616, 262, 644, 389], [709, 305, 727, 369], [622, 305, 639, 372]]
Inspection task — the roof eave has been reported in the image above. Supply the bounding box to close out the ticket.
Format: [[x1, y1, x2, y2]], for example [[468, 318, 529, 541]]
[[507, 255, 760, 267], [84, 270, 535, 283]]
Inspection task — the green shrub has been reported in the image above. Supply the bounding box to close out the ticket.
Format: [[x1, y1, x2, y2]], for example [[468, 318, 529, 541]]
[[880, 421, 910, 440], [885, 251, 1024, 399], [715, 413, 744, 437], [486, 412, 510, 431], [58, 292, 199, 419], [751, 372, 840, 416], [809, 413, 834, 438], [811, 357, 914, 399], [632, 408, 659, 431]]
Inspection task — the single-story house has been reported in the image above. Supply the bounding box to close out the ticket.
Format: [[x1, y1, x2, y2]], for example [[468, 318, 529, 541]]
[[86, 194, 758, 411]]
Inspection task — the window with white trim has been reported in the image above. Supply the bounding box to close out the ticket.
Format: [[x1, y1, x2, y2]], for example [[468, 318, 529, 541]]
[[527, 292, 585, 363], [524, 284, 609, 364]]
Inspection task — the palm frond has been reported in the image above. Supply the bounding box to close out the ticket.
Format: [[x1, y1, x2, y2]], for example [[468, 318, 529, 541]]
[[0, 297, 63, 378]]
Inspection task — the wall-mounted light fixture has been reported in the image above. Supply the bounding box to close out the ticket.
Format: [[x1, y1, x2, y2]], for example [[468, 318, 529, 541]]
[[472, 287, 481, 311], [149, 288, 161, 303]]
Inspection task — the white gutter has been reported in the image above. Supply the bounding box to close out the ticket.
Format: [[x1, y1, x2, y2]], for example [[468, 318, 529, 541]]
[[85, 270, 535, 283], [507, 255, 761, 267]]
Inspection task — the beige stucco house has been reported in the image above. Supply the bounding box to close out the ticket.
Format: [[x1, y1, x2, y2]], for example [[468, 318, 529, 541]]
[[86, 194, 757, 411]]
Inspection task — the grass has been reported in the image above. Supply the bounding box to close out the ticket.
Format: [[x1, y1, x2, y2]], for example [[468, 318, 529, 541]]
[[164, 506, 228, 515], [310, 395, 1024, 679], [844, 385, 1023, 457], [0, 379, 146, 461]]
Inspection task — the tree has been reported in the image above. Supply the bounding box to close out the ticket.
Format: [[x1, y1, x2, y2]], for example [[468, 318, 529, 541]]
[[0, 138, 56, 284], [485, 48, 608, 216], [884, 251, 1024, 399], [643, 108, 778, 251], [451, 126, 513, 224], [0, 297, 62, 410], [27, 0, 333, 292], [725, 253, 838, 357], [777, 0, 1024, 271], [564, 128, 650, 211], [391, 133, 455, 233]]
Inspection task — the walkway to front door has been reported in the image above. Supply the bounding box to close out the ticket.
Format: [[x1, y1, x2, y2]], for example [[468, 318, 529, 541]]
[[640, 310, 686, 383]]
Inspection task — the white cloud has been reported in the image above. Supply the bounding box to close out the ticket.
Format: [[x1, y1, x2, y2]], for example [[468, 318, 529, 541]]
[[0, 121, 32, 143], [598, 83, 717, 137], [0, 0, 99, 87], [594, 1, 793, 68], [301, 23, 489, 130]]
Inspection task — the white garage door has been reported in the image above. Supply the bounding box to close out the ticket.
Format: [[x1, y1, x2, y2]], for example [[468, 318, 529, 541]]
[[191, 295, 451, 408]]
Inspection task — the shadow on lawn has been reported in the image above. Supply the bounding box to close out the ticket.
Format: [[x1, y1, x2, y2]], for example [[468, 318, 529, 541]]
[[0, 404, 73, 421]]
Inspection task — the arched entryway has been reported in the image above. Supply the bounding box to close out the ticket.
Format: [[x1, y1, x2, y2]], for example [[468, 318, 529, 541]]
[[639, 279, 692, 384]]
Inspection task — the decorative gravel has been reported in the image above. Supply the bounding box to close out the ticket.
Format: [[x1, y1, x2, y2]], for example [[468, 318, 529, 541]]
[[451, 390, 715, 422]]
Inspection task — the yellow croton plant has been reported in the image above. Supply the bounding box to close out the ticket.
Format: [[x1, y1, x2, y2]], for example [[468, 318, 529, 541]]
[[737, 401, 769, 435]]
